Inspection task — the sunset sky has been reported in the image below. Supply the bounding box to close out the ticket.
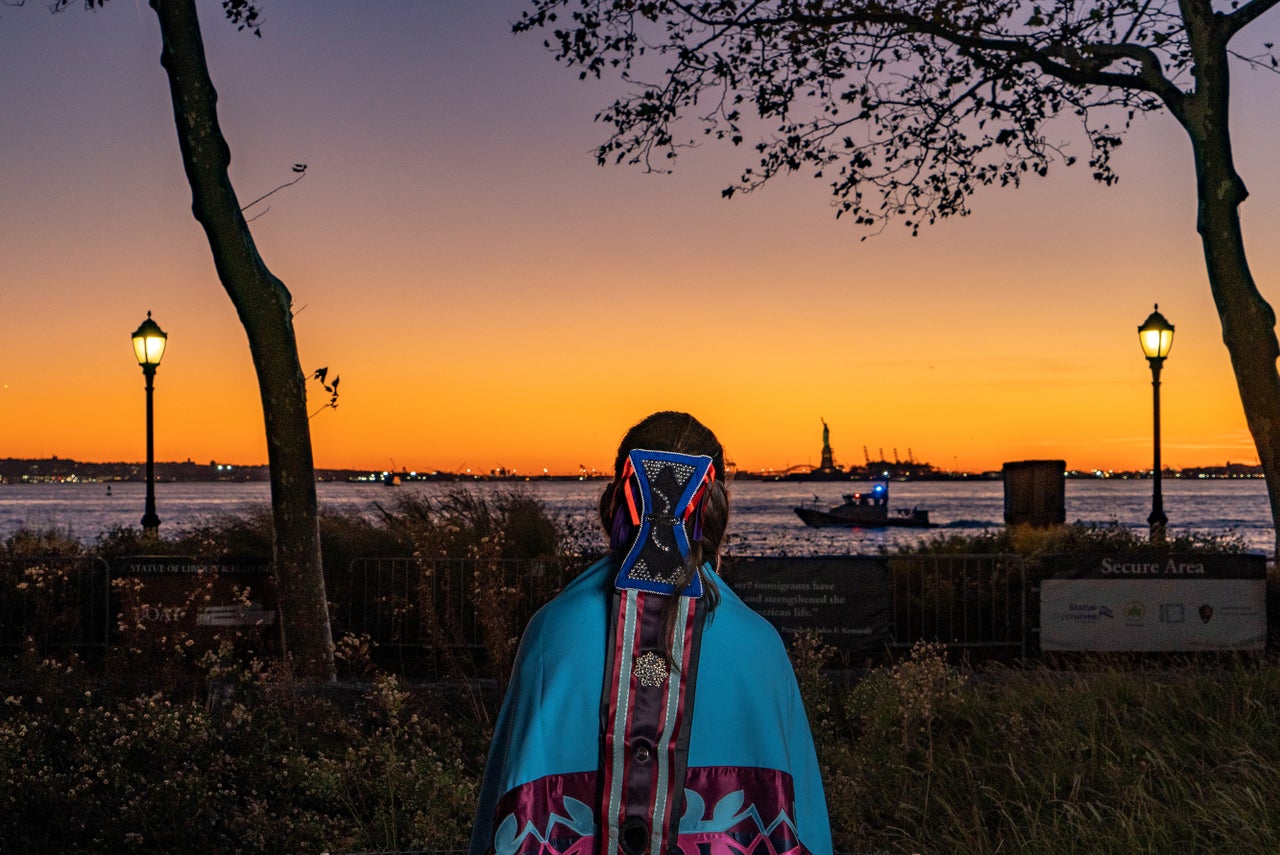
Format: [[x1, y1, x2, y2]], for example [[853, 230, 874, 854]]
[[2, 1, 1277, 476]]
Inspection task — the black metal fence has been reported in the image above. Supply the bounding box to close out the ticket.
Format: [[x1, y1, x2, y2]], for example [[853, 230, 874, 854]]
[[3, 553, 1029, 662], [330, 555, 586, 673], [334, 554, 1029, 664], [885, 553, 1026, 654]]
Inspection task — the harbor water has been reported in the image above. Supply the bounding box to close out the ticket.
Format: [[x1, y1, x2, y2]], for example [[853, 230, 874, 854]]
[[0, 478, 1272, 555]]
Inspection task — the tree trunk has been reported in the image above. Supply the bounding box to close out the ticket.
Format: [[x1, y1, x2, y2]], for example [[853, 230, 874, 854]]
[[150, 0, 335, 682], [1181, 18, 1280, 563]]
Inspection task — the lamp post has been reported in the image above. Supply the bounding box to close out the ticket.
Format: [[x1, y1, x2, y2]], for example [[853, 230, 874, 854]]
[[1138, 304, 1174, 543], [131, 312, 168, 536]]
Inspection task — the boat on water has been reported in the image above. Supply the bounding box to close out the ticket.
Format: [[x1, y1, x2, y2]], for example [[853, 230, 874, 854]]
[[793, 481, 935, 529]]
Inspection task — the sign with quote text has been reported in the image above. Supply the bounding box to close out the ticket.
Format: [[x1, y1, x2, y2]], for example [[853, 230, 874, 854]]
[[724, 556, 891, 653], [113, 556, 277, 641], [1039, 553, 1266, 652]]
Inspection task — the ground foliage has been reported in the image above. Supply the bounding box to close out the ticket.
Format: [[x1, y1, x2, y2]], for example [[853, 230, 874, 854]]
[[1, 489, 577, 853], [6, 618, 1280, 852], [0, 652, 479, 854], [793, 637, 1280, 854]]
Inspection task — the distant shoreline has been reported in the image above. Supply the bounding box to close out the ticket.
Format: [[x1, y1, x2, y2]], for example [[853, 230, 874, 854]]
[[0, 455, 1264, 485]]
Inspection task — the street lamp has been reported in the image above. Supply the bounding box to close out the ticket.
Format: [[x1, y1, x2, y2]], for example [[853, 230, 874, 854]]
[[131, 312, 168, 536], [1138, 304, 1174, 543]]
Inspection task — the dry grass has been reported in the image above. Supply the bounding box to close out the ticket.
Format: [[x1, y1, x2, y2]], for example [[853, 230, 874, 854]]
[[794, 636, 1280, 854]]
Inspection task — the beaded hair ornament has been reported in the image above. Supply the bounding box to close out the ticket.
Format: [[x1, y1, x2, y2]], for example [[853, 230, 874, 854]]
[[610, 448, 716, 597]]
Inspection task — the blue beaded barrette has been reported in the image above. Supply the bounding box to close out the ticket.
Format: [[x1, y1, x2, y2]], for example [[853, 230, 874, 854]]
[[611, 448, 715, 597]]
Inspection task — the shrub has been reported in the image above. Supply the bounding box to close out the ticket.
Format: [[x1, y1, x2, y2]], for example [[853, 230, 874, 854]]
[[372, 486, 576, 562], [0, 651, 482, 854], [3, 527, 85, 558], [898, 521, 1250, 556]]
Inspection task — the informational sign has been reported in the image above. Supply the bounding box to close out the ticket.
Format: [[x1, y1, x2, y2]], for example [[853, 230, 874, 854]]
[[1039, 553, 1266, 652], [114, 556, 277, 641], [725, 556, 891, 653]]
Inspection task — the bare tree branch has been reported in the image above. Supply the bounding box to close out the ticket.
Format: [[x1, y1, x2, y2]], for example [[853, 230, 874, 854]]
[[240, 163, 308, 213]]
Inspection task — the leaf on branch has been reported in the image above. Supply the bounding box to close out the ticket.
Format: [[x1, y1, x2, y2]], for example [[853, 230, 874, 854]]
[[221, 0, 262, 37], [310, 367, 340, 416]]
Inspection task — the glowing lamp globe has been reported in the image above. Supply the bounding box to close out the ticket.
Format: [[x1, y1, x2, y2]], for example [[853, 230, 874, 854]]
[[1137, 304, 1174, 362], [132, 312, 168, 368]]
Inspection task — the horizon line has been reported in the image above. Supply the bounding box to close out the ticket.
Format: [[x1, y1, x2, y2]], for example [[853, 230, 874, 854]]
[[1, 454, 1264, 480]]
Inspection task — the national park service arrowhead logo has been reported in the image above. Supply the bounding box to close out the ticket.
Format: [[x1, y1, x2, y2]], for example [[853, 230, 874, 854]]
[[1199, 604, 1214, 624]]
